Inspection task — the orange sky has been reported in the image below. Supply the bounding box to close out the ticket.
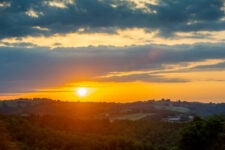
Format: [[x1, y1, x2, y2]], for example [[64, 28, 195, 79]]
[[2, 80, 225, 103]]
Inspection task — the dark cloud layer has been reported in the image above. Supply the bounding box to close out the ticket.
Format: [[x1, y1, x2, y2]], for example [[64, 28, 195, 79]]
[[0, 0, 225, 38], [1, 43, 225, 93]]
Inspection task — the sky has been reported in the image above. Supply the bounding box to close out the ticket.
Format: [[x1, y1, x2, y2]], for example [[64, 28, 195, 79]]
[[1, 0, 225, 102]]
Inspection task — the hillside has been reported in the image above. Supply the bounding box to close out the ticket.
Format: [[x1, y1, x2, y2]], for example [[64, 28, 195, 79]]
[[0, 98, 225, 122], [0, 99, 225, 149]]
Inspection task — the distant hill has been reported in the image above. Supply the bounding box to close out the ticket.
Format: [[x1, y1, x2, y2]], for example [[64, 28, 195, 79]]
[[0, 98, 225, 122]]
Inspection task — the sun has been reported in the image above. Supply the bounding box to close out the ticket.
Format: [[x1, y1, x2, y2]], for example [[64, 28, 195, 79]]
[[76, 87, 88, 97]]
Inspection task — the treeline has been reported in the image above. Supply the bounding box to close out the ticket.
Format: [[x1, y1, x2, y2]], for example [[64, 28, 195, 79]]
[[0, 114, 224, 150], [1, 98, 225, 118]]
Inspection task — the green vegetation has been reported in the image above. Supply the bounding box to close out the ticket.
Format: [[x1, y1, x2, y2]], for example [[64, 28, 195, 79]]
[[0, 99, 225, 149], [0, 114, 224, 150], [112, 113, 154, 121], [179, 115, 225, 150]]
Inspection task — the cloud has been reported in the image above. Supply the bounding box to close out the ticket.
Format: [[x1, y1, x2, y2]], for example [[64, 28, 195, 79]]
[[97, 73, 188, 82], [1, 43, 225, 93], [25, 8, 43, 18], [3, 29, 225, 48], [0, 0, 225, 39], [192, 61, 225, 71]]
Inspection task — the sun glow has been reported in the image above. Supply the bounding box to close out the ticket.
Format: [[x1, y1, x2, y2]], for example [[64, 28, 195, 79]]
[[76, 87, 88, 97]]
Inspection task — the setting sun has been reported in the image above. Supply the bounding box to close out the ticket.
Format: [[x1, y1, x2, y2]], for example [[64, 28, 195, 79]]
[[76, 87, 88, 97]]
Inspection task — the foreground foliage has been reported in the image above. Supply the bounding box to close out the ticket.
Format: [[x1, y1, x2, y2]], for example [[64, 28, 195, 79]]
[[0, 114, 224, 150]]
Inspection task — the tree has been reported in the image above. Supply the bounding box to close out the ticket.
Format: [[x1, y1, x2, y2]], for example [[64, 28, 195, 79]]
[[179, 115, 225, 150]]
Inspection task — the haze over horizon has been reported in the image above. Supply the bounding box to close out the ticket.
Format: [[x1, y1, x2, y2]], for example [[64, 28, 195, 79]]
[[1, 0, 225, 102]]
